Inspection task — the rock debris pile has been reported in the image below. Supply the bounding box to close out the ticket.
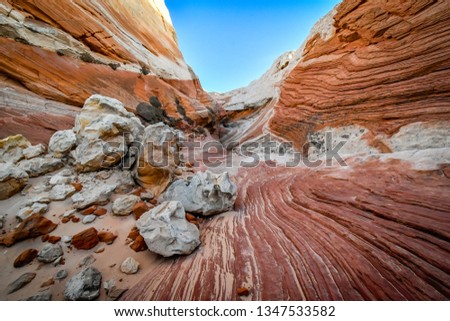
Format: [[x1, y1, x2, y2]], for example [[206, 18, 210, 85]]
[[0, 94, 236, 300]]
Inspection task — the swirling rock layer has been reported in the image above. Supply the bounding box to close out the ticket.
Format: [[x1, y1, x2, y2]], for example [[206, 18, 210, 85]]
[[123, 157, 450, 300], [269, 0, 450, 150]]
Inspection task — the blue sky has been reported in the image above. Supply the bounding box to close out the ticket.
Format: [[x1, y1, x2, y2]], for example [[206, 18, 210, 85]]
[[165, 0, 340, 93]]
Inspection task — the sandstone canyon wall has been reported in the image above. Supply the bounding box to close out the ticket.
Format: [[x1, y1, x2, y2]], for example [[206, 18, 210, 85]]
[[0, 0, 448, 302], [124, 0, 450, 300], [219, 0, 450, 156], [0, 0, 213, 144]]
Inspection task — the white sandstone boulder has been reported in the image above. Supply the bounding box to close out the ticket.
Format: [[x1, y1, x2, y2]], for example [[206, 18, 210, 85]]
[[48, 130, 77, 157], [160, 170, 237, 215], [136, 201, 200, 257], [73, 95, 144, 172], [112, 195, 140, 216]]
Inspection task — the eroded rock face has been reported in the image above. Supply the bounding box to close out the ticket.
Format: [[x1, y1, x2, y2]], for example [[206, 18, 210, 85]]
[[0, 134, 31, 163], [271, 0, 450, 151], [135, 122, 182, 197], [0, 162, 29, 200], [217, 0, 450, 157], [18, 156, 63, 177], [161, 171, 237, 215], [136, 201, 200, 257], [0, 0, 213, 144], [72, 95, 144, 172], [216, 50, 296, 147], [64, 267, 102, 301], [1, 0, 448, 303], [23, 144, 46, 159], [0, 87, 78, 146]]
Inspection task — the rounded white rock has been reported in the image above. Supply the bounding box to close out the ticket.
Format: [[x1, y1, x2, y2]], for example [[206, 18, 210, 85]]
[[120, 257, 140, 275], [136, 201, 200, 257]]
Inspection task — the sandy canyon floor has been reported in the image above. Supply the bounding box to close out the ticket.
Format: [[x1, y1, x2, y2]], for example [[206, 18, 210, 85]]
[[1, 141, 449, 300]]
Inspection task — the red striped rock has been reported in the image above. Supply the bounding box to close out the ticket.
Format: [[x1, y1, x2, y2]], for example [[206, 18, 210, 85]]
[[72, 228, 99, 250], [123, 158, 450, 300], [0, 81, 77, 145], [271, 0, 450, 150], [217, 0, 450, 154]]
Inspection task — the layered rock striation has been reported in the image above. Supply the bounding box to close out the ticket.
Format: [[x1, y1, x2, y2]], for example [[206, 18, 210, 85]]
[[124, 154, 450, 300], [0, 0, 213, 144], [0, 0, 449, 302], [123, 0, 450, 301], [218, 0, 450, 155]]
